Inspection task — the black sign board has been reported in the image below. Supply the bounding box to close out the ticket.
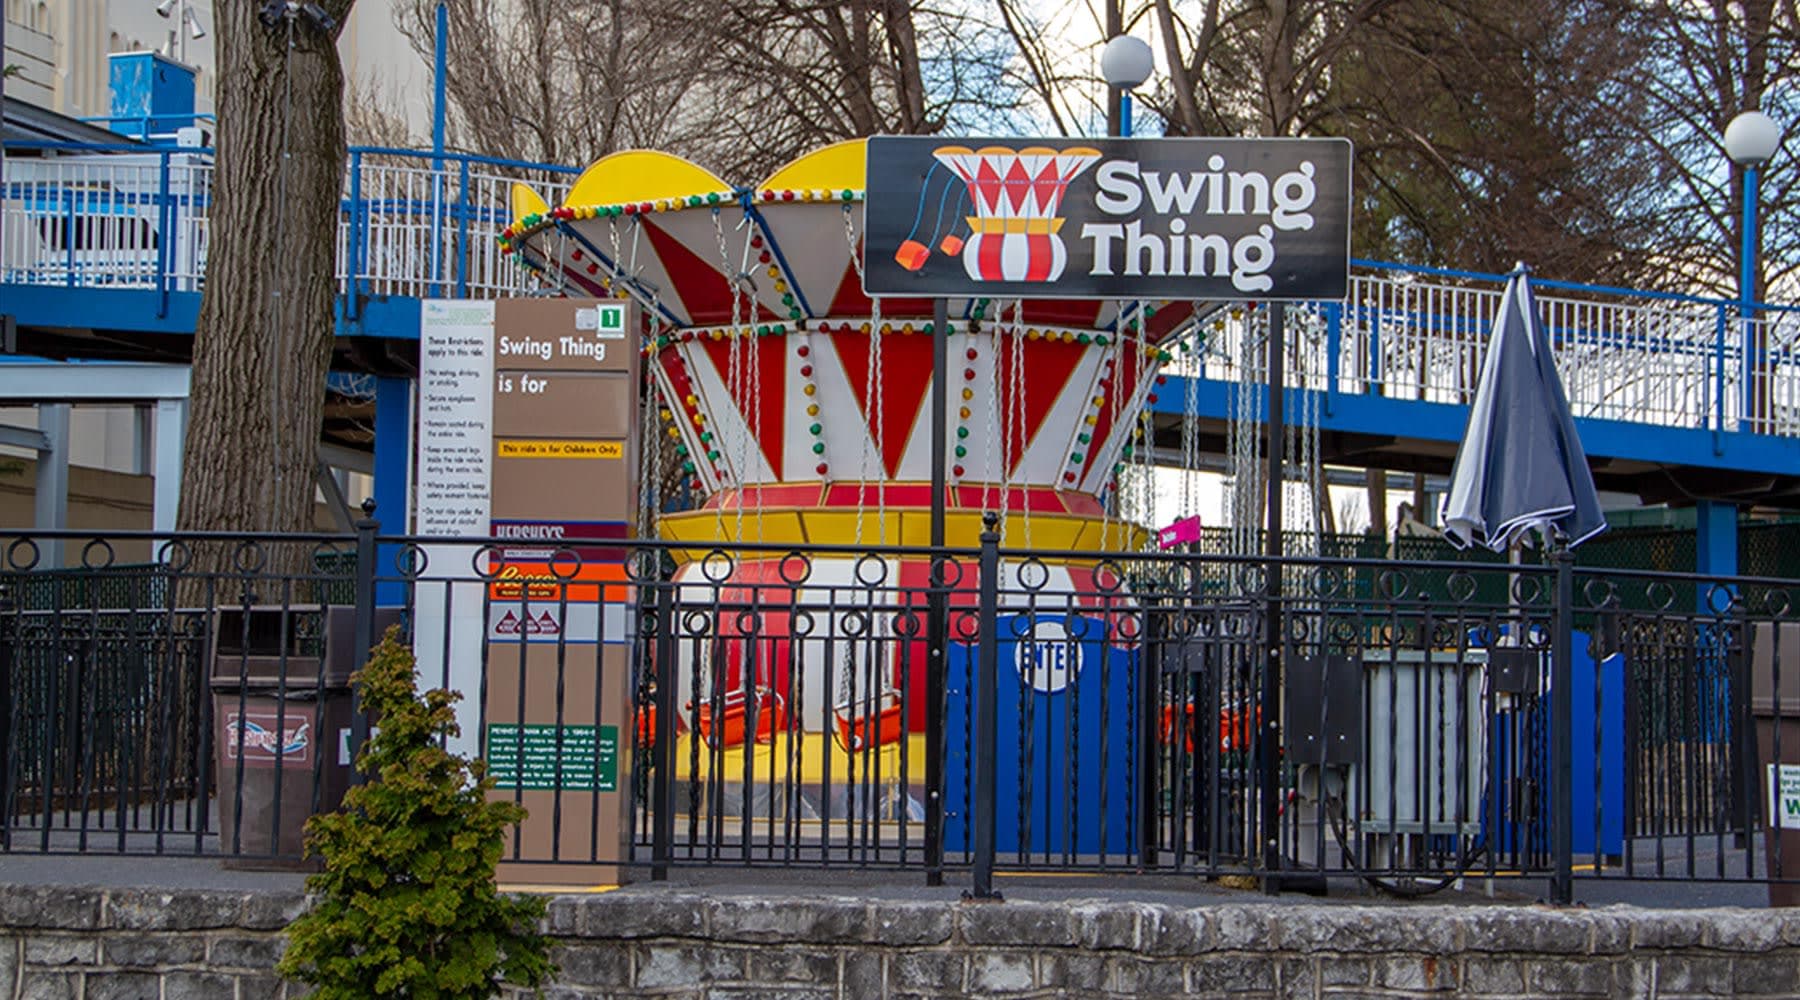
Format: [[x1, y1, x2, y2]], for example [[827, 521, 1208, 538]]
[[862, 136, 1352, 301]]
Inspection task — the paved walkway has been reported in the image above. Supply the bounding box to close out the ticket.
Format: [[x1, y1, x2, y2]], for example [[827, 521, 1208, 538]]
[[0, 853, 1770, 909]]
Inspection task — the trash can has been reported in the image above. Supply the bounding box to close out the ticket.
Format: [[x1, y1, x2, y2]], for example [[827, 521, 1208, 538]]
[[1750, 621, 1800, 905], [210, 605, 396, 867]]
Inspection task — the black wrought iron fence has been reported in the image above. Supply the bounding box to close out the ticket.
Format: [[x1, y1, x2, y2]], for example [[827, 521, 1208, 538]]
[[1, 518, 1797, 903]]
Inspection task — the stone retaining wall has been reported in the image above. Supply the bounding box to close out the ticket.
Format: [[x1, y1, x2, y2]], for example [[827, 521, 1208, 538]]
[[3, 884, 1800, 998]]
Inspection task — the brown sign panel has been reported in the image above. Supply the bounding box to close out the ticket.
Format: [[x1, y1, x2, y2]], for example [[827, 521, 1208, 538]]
[[493, 371, 635, 438], [492, 299, 633, 373], [486, 296, 639, 887], [487, 644, 632, 883]]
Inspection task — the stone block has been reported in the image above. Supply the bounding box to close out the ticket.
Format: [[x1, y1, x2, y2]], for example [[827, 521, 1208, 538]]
[[1210, 907, 1281, 950], [16, 971, 78, 1000], [635, 943, 743, 989], [238, 894, 309, 931], [106, 934, 207, 967], [584, 893, 708, 939], [709, 897, 869, 944], [711, 989, 834, 1000], [1374, 954, 1457, 992], [1655, 954, 1736, 996], [0, 937, 16, 994], [162, 971, 238, 1000], [235, 974, 290, 1000], [24, 936, 96, 966], [1106, 956, 1186, 995], [959, 901, 1075, 947], [1458, 909, 1594, 954], [890, 951, 964, 992], [1189, 954, 1276, 993], [1141, 907, 1210, 955], [1070, 901, 1143, 951], [1281, 907, 1455, 955], [105, 889, 243, 932], [0, 888, 101, 931], [869, 902, 953, 946], [1039, 952, 1106, 991], [1316, 957, 1369, 987], [967, 951, 1034, 994], [1525, 958, 1616, 996], [742, 948, 839, 985], [1703, 911, 1785, 952], [1278, 958, 1315, 1000], [842, 952, 885, 997], [1629, 911, 1709, 949], [84, 970, 164, 1000], [1735, 955, 1800, 995], [209, 934, 285, 968], [553, 942, 632, 988], [1460, 957, 1524, 995]]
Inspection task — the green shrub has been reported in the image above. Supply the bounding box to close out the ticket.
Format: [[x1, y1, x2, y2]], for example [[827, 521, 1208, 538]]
[[278, 628, 553, 998]]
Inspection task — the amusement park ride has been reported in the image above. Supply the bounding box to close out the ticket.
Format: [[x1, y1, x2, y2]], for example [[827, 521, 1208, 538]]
[[492, 135, 1351, 859]]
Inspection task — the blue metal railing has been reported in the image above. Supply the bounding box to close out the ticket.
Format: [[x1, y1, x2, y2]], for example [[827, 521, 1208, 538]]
[[2, 140, 1794, 437]]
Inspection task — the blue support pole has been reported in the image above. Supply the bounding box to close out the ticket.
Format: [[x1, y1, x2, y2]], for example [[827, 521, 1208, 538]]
[[433, 2, 448, 162], [346, 149, 364, 322], [1741, 166, 1760, 429], [430, 1, 449, 299], [1696, 498, 1739, 583], [1119, 92, 1133, 138], [373, 376, 411, 605]]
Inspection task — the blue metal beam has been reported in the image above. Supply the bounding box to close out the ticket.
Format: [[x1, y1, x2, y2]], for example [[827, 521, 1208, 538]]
[[6, 284, 426, 341], [1147, 374, 1800, 478]]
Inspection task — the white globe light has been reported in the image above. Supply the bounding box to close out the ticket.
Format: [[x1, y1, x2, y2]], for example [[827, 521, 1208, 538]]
[[1101, 35, 1155, 90], [1725, 110, 1782, 165]]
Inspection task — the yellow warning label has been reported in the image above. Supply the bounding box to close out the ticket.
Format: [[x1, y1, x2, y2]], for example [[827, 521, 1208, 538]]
[[496, 439, 624, 459]]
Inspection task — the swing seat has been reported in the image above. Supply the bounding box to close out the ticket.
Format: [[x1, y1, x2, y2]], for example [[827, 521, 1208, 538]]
[[833, 691, 905, 752], [693, 689, 787, 749], [1159, 702, 1197, 754], [1159, 701, 1262, 754]]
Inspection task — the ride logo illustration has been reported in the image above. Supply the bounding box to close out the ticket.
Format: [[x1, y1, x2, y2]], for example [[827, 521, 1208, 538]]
[[863, 136, 1351, 300]]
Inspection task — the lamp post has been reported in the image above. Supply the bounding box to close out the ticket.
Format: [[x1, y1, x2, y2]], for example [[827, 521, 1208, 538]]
[[1725, 110, 1781, 431], [154, 0, 206, 66], [1101, 35, 1152, 138]]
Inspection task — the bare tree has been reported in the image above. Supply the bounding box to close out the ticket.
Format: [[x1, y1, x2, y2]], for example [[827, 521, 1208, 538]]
[[179, 1, 355, 540]]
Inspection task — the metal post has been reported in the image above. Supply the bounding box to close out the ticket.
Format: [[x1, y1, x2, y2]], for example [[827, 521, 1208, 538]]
[[925, 296, 949, 885], [1120, 93, 1133, 139], [35, 403, 70, 570], [348, 499, 379, 785], [430, 1, 449, 298], [1260, 303, 1285, 894], [1551, 540, 1575, 905], [0, 587, 11, 853], [970, 511, 1002, 900], [651, 558, 677, 880], [1741, 165, 1764, 430]]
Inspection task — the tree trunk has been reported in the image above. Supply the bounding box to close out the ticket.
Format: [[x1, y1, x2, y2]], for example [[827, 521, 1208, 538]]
[[180, 2, 353, 547]]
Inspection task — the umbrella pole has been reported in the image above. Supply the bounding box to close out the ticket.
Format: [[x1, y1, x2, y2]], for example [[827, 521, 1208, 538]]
[[1550, 530, 1575, 904], [1261, 304, 1286, 894]]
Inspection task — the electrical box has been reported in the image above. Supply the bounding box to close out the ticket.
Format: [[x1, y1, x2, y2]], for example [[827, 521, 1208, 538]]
[[107, 51, 196, 136], [1353, 649, 1488, 836]]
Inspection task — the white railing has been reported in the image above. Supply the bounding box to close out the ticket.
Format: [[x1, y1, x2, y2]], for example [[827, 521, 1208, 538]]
[[3, 144, 1796, 439]]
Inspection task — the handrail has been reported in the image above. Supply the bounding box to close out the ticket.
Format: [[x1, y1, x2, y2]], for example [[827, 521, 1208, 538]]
[[1, 140, 1794, 440]]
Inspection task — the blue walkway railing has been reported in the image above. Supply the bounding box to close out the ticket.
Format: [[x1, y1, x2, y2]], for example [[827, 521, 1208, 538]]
[[2, 140, 1795, 440]]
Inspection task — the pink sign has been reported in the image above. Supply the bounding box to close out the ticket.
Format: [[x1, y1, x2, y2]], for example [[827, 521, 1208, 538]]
[[1158, 516, 1202, 550]]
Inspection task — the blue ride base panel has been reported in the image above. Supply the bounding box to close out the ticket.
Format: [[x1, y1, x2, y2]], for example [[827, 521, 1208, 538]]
[[944, 612, 1138, 859]]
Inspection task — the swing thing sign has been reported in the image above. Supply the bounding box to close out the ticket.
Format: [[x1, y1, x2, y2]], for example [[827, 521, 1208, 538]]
[[861, 136, 1352, 300]]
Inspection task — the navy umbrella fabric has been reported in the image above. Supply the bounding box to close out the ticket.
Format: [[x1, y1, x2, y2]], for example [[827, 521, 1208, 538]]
[[1441, 266, 1606, 551]]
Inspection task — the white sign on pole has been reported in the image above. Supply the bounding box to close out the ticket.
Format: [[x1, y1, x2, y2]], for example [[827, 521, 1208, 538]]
[[415, 299, 497, 758], [1768, 764, 1800, 830]]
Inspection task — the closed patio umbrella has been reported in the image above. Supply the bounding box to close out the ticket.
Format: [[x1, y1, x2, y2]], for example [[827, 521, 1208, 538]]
[[1441, 265, 1605, 551]]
